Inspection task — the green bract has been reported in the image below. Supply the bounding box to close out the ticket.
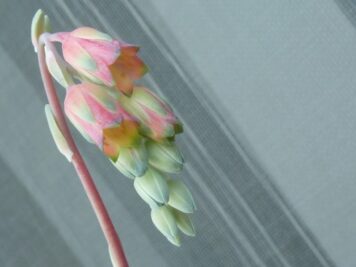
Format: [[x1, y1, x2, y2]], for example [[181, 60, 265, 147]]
[[44, 105, 73, 161], [45, 46, 73, 87]]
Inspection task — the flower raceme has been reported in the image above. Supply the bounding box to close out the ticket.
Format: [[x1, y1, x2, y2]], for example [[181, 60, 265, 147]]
[[33, 17, 196, 246], [64, 82, 195, 245]]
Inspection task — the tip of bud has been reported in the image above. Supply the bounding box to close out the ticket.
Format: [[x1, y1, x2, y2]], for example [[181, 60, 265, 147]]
[[151, 206, 180, 245], [167, 234, 181, 247]]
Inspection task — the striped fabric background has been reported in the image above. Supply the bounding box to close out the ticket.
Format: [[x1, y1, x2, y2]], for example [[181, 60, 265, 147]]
[[1, 0, 356, 266]]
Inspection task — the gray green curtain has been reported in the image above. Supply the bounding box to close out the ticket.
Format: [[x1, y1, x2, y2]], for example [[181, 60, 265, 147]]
[[1, 0, 356, 266]]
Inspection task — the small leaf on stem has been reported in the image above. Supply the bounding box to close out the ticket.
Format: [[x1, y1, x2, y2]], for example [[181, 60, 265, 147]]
[[44, 104, 73, 161], [31, 9, 45, 52]]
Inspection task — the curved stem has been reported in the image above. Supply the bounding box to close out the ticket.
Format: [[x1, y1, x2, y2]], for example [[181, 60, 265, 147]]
[[37, 33, 129, 267]]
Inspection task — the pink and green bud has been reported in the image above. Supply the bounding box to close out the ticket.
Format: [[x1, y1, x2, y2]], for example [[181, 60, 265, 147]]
[[120, 86, 182, 140], [64, 82, 141, 161], [53, 27, 147, 95]]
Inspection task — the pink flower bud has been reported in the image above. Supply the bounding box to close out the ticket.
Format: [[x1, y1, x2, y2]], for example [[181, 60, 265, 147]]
[[120, 86, 183, 140], [55, 27, 147, 95], [64, 82, 140, 161]]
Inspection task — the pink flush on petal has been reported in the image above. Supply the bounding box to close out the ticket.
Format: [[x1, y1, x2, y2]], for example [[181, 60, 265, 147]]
[[53, 27, 147, 95], [120, 86, 181, 140], [64, 82, 135, 148]]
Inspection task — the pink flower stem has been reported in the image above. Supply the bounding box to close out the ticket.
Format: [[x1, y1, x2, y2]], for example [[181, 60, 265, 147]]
[[37, 33, 129, 267]]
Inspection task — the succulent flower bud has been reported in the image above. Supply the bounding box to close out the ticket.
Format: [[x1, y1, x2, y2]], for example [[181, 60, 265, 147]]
[[146, 140, 183, 173], [53, 27, 147, 95], [120, 86, 182, 140], [167, 179, 196, 214], [64, 82, 140, 161], [112, 140, 147, 179], [173, 209, 196, 237], [133, 180, 159, 209], [133, 167, 169, 204], [151, 206, 180, 246]]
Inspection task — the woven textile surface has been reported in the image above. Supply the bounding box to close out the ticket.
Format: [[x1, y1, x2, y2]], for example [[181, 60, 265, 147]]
[[1, 0, 356, 266]]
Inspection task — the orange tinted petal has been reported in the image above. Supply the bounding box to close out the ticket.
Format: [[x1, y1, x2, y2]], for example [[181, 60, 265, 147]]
[[108, 65, 134, 95], [102, 120, 140, 161], [119, 54, 148, 79], [120, 45, 139, 56], [109, 47, 148, 95]]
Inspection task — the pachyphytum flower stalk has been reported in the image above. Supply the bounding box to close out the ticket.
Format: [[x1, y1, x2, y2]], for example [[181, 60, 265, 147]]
[[32, 9, 196, 265]]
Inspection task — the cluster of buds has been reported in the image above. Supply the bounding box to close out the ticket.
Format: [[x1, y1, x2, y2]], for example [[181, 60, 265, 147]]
[[32, 10, 195, 246]]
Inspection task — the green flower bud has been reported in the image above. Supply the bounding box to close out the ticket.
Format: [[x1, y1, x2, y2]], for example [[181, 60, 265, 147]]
[[133, 179, 159, 209], [167, 179, 196, 213], [173, 209, 196, 237], [151, 206, 180, 246], [112, 141, 147, 179], [147, 140, 183, 173], [134, 168, 169, 204]]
